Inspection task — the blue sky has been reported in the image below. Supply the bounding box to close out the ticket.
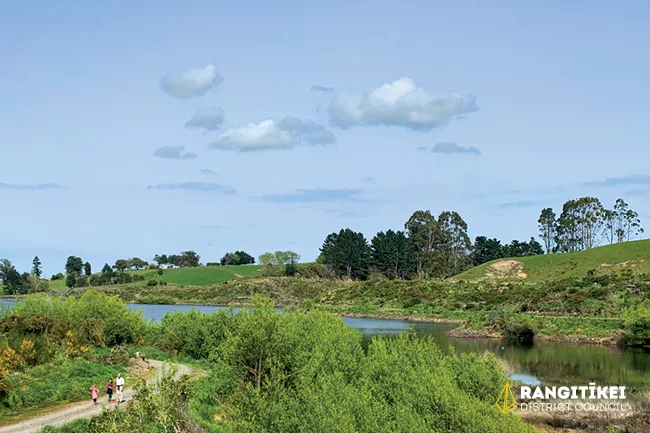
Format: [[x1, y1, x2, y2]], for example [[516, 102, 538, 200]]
[[1, 0, 649, 276]]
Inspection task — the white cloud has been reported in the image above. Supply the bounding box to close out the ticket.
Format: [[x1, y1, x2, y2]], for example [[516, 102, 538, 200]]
[[209, 117, 335, 151], [160, 64, 223, 99], [328, 77, 478, 130], [153, 145, 197, 159], [185, 107, 225, 131]]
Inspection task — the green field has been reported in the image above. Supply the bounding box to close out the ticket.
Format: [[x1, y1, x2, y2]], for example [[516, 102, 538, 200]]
[[455, 239, 650, 283], [131, 264, 264, 285]]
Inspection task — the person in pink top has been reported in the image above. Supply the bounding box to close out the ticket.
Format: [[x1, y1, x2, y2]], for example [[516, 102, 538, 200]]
[[90, 384, 99, 405]]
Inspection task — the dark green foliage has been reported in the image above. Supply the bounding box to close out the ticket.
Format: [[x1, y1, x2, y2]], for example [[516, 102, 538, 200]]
[[472, 236, 504, 265], [51, 272, 64, 281], [284, 262, 297, 276], [371, 229, 413, 279], [502, 237, 544, 258], [402, 297, 422, 309], [206, 262, 220, 266], [32, 256, 42, 278], [153, 251, 201, 267], [65, 274, 76, 288], [83, 262, 92, 277], [65, 256, 84, 277], [494, 314, 536, 345], [146, 279, 158, 287], [101, 263, 113, 275], [320, 228, 371, 280], [0, 259, 26, 295], [220, 251, 255, 265]]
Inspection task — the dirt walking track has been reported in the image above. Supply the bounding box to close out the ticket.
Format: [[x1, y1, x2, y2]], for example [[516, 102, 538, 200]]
[[0, 360, 196, 433]]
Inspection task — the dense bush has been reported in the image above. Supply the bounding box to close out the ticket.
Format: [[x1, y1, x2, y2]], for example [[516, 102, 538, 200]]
[[0, 290, 147, 365], [621, 302, 650, 347], [501, 318, 536, 345], [144, 296, 533, 433]]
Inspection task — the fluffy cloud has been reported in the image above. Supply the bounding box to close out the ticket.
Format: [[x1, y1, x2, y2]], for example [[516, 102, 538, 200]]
[[160, 64, 223, 99], [311, 85, 335, 93], [153, 145, 197, 160], [0, 182, 66, 190], [147, 182, 235, 193], [210, 117, 335, 151], [185, 107, 225, 131], [261, 188, 364, 203], [328, 77, 478, 130], [431, 141, 481, 155]]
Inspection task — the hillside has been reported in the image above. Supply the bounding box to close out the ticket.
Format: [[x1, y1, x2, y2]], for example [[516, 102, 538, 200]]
[[134, 264, 264, 285], [455, 239, 650, 283], [39, 264, 264, 290]]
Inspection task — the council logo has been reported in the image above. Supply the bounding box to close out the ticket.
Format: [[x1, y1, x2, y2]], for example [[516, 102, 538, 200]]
[[496, 383, 517, 414]]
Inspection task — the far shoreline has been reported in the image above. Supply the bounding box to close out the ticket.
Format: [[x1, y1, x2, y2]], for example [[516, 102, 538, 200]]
[[1, 295, 627, 347]]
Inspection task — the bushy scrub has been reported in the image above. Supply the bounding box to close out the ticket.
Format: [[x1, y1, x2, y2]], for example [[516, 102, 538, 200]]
[[148, 295, 532, 433], [219, 330, 534, 433], [499, 316, 536, 345], [621, 302, 650, 347], [0, 290, 147, 405]]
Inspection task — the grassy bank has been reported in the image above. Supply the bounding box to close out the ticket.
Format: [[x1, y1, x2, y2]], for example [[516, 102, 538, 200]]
[[455, 239, 650, 283], [0, 358, 128, 422]]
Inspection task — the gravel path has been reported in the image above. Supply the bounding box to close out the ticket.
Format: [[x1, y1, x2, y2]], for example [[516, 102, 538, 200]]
[[0, 360, 196, 433]]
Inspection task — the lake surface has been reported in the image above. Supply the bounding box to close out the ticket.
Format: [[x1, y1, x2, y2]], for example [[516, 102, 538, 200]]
[[3, 300, 649, 389]]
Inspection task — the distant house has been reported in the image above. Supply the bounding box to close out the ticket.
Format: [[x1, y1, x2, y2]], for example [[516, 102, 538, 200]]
[[159, 264, 178, 269]]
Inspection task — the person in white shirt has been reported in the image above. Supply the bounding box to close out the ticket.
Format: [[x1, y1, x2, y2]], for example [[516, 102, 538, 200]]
[[115, 374, 125, 403]]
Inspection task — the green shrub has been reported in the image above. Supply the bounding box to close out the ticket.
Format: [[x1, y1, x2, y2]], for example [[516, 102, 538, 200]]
[[500, 316, 536, 345], [402, 297, 422, 309], [621, 302, 650, 347]]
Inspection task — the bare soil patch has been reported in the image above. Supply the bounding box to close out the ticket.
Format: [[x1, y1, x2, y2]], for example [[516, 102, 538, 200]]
[[481, 260, 527, 280]]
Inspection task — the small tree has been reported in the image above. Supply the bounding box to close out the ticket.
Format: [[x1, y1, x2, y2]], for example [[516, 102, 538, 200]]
[[65, 256, 84, 277], [32, 256, 43, 278], [84, 262, 92, 277], [113, 259, 129, 272], [65, 274, 76, 289], [0, 258, 26, 295]]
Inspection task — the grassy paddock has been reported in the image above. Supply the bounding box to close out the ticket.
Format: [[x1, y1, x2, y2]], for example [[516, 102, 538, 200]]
[[456, 239, 650, 283]]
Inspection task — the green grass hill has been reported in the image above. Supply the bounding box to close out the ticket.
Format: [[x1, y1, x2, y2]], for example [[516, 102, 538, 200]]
[[38, 264, 265, 290], [455, 239, 650, 283], [132, 264, 264, 285]]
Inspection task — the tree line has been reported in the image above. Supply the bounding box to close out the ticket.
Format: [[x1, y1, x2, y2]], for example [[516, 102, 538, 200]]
[[317, 209, 545, 281], [2, 196, 644, 291], [538, 197, 644, 253]]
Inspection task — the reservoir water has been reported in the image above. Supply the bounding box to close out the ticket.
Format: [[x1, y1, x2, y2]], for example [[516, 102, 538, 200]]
[[2, 300, 649, 389]]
